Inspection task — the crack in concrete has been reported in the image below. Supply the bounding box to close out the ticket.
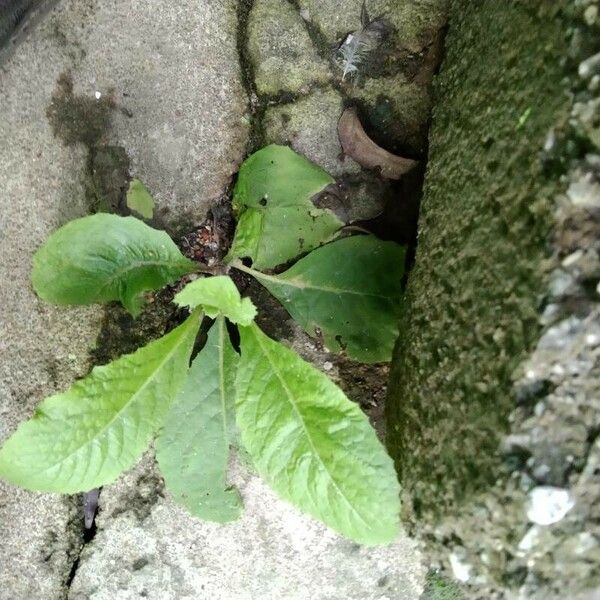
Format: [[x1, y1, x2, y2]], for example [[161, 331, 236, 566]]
[[58, 493, 97, 598], [285, 0, 336, 68], [236, 0, 266, 152]]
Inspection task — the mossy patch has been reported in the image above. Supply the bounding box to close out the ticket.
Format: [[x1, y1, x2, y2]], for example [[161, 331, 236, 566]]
[[46, 71, 114, 147], [421, 572, 463, 600], [386, 0, 569, 517], [247, 0, 331, 96]]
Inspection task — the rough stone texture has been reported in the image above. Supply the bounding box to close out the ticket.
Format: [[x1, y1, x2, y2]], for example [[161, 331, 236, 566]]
[[68, 455, 425, 600], [0, 0, 247, 597], [387, 0, 568, 521], [54, 0, 248, 221], [386, 0, 600, 597], [263, 88, 362, 176], [248, 0, 330, 95], [0, 9, 103, 597], [297, 0, 449, 52], [0, 0, 41, 45], [252, 0, 447, 170]]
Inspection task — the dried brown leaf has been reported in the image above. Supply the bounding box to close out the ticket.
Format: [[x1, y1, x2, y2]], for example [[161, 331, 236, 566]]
[[337, 107, 418, 180]]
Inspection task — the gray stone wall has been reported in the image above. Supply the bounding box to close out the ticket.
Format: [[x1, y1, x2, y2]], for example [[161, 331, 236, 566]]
[[387, 1, 600, 597]]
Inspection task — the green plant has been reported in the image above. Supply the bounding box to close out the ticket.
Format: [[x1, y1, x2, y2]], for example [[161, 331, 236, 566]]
[[0, 145, 406, 545]]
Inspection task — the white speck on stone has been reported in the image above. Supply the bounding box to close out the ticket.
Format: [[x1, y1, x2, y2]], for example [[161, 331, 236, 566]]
[[585, 333, 599, 347], [561, 249, 583, 268], [527, 486, 575, 526], [323, 361, 333, 371], [567, 176, 600, 209], [95, 91, 102, 99], [299, 8, 311, 21], [526, 369, 536, 379], [543, 130, 556, 152], [584, 5, 598, 26], [573, 531, 598, 555], [552, 364, 565, 376], [579, 51, 600, 79], [448, 552, 472, 583], [517, 526, 541, 556]]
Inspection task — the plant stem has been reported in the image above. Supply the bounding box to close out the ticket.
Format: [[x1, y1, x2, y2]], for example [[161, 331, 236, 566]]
[[229, 260, 259, 278], [194, 263, 229, 276]]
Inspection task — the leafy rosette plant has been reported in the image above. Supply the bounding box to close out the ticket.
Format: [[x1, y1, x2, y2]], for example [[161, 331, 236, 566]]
[[0, 145, 406, 545]]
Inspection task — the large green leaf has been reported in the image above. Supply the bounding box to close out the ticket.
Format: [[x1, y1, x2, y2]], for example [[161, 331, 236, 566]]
[[237, 235, 405, 363], [226, 145, 342, 269], [0, 312, 201, 493], [236, 324, 401, 544], [156, 316, 242, 522], [32, 214, 196, 316], [175, 275, 256, 325]]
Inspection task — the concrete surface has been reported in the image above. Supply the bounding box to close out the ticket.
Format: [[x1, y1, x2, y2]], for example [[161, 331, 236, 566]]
[[248, 0, 330, 95], [0, 0, 437, 598], [296, 0, 448, 50], [1, 3, 102, 594], [68, 455, 424, 600], [263, 88, 362, 177]]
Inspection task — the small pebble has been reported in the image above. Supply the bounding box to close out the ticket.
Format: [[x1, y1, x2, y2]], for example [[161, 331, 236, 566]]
[[448, 552, 472, 582], [517, 526, 541, 555], [584, 5, 598, 26], [527, 486, 575, 525], [578, 51, 600, 79]]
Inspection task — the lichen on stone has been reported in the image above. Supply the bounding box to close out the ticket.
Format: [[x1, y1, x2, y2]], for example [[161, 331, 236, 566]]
[[247, 0, 331, 95]]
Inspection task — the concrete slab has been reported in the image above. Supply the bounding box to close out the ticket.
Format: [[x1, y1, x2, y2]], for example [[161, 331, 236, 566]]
[[263, 88, 362, 177], [68, 456, 425, 600]]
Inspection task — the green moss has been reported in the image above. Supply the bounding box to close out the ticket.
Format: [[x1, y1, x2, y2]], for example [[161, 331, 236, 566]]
[[46, 71, 114, 147], [386, 0, 569, 517], [296, 0, 449, 52], [247, 0, 331, 96], [421, 572, 463, 600]]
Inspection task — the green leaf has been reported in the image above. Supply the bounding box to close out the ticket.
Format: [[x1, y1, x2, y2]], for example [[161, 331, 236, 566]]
[[126, 178, 155, 219], [238, 235, 405, 362], [226, 145, 342, 269], [174, 275, 257, 325], [235, 324, 401, 544], [0, 312, 201, 493], [156, 316, 242, 522], [32, 214, 196, 316]]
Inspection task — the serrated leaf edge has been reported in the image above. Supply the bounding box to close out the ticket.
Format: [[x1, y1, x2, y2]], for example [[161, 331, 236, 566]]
[[240, 324, 373, 531]]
